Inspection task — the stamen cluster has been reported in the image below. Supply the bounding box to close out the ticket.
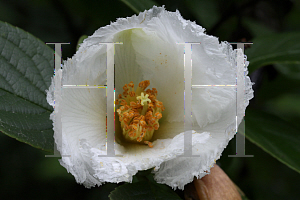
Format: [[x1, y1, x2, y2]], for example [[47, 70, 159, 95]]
[[116, 80, 164, 147]]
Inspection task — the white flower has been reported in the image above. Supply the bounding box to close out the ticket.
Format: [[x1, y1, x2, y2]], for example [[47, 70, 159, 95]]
[[46, 6, 253, 190]]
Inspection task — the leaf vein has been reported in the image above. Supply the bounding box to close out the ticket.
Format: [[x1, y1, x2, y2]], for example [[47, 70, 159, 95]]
[[0, 23, 53, 94]]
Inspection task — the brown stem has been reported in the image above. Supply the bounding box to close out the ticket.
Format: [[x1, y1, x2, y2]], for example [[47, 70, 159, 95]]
[[193, 164, 242, 200]]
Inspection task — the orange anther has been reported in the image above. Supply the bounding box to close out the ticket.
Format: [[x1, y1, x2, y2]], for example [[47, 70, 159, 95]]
[[147, 119, 153, 125], [123, 117, 130, 124], [123, 111, 129, 117], [130, 101, 136, 107], [156, 101, 163, 108], [129, 130, 136, 137], [147, 126, 154, 131], [149, 95, 156, 102], [151, 116, 156, 122], [148, 102, 154, 108], [128, 110, 135, 118], [144, 80, 150, 88], [152, 88, 157, 95], [139, 81, 144, 88], [131, 124, 138, 130], [124, 105, 130, 110], [124, 124, 129, 130], [146, 111, 152, 117], [118, 94, 122, 99], [153, 123, 159, 130], [115, 99, 119, 105], [120, 106, 125, 111], [148, 143, 153, 148], [133, 112, 140, 118], [128, 81, 134, 88], [133, 118, 139, 124], [123, 84, 129, 91], [146, 116, 152, 123], [129, 91, 135, 97], [139, 80, 150, 90], [123, 91, 128, 96], [155, 112, 162, 119], [120, 99, 127, 105], [144, 141, 153, 148], [140, 120, 146, 127]]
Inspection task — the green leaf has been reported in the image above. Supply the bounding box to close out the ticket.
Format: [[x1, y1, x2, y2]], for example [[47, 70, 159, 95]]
[[245, 109, 300, 173], [185, 0, 220, 30], [109, 181, 182, 200], [242, 18, 275, 37], [135, 168, 153, 177], [247, 32, 300, 74], [274, 63, 300, 80], [98, 183, 119, 200], [0, 21, 54, 152], [253, 72, 300, 104], [132, 168, 154, 183], [76, 35, 88, 51], [120, 0, 159, 14], [264, 94, 300, 130]]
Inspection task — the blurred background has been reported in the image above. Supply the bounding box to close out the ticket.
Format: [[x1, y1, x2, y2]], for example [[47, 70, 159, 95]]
[[0, 0, 300, 199]]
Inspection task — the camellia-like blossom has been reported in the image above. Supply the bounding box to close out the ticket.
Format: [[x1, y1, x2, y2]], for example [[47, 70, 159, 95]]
[[47, 6, 253, 189]]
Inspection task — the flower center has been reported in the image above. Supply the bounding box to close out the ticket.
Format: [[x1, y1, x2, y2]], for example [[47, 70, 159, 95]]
[[116, 80, 164, 148]]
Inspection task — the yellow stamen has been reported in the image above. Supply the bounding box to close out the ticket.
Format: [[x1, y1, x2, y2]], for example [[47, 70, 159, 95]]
[[116, 80, 164, 148]]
